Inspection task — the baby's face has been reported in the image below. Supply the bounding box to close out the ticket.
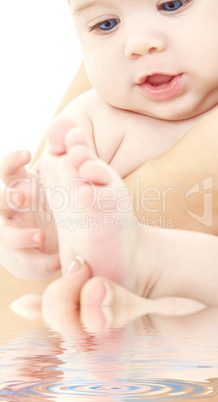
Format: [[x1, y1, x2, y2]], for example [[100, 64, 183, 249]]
[[71, 0, 218, 120]]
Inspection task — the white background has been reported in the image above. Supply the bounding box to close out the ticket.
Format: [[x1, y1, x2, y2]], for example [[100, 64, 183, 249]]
[[0, 0, 82, 161]]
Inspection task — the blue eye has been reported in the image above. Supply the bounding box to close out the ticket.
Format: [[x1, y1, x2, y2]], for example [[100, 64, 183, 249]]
[[98, 19, 118, 31], [161, 1, 184, 11]]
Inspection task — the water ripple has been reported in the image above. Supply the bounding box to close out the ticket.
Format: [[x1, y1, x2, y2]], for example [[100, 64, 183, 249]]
[[0, 378, 217, 401]]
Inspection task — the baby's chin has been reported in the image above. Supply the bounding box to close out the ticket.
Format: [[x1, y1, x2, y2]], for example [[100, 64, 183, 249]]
[[101, 91, 217, 122], [103, 97, 191, 121], [128, 104, 214, 122]]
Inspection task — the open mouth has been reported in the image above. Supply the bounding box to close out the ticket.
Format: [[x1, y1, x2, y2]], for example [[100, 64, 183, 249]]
[[137, 73, 183, 101], [146, 74, 175, 86]]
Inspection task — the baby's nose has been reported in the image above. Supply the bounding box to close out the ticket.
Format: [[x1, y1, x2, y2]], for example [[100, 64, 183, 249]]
[[124, 31, 167, 59]]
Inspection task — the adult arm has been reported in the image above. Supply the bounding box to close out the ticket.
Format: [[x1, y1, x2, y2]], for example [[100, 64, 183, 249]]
[[124, 108, 218, 236]]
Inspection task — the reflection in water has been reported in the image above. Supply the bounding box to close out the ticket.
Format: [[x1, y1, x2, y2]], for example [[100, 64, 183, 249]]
[[0, 379, 216, 401], [0, 307, 218, 401]]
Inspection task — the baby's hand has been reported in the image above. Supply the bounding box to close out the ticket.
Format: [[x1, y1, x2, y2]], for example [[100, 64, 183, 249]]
[[0, 150, 60, 280]]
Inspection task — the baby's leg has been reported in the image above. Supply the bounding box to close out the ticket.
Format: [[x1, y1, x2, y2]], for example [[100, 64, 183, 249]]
[[41, 123, 157, 296]]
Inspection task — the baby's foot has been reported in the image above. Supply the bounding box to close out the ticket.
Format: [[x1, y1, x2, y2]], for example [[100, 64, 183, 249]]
[[41, 118, 156, 295]]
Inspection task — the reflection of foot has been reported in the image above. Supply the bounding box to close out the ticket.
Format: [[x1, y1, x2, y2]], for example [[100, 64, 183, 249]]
[[41, 117, 155, 294]]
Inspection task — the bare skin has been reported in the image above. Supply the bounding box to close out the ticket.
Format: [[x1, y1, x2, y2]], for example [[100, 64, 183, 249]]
[[40, 125, 147, 288], [127, 108, 218, 235], [4, 262, 216, 396], [10, 260, 205, 325], [40, 124, 155, 295], [32, 64, 218, 236], [39, 119, 218, 307], [0, 67, 218, 308], [0, 150, 60, 280]]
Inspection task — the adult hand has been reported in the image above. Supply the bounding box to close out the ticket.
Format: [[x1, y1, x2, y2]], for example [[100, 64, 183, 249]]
[[10, 259, 206, 331]]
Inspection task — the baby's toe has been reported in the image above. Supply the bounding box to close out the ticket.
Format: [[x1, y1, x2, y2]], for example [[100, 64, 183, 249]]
[[65, 128, 86, 150], [79, 159, 111, 185], [68, 145, 95, 169], [47, 116, 77, 155]]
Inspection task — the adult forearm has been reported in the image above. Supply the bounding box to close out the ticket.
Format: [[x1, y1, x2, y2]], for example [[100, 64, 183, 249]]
[[124, 109, 218, 236]]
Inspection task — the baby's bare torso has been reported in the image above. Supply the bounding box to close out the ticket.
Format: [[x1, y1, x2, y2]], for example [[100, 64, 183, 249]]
[[62, 89, 202, 178]]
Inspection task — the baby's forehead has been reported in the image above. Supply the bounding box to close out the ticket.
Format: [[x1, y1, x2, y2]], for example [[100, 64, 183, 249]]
[[69, 0, 107, 17], [70, 0, 125, 12]]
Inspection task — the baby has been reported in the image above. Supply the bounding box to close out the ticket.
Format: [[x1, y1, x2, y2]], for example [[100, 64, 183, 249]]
[[1, 0, 218, 302]]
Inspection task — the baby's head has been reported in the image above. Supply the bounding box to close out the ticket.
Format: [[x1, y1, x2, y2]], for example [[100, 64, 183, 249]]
[[69, 0, 218, 121]]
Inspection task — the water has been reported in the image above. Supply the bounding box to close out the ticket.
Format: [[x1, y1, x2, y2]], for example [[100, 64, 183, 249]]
[[0, 305, 218, 401]]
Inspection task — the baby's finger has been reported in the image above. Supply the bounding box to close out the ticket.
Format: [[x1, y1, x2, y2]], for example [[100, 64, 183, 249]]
[[0, 241, 61, 281], [17, 249, 61, 276], [0, 224, 45, 249], [0, 188, 25, 218], [0, 150, 31, 184], [0, 188, 14, 218]]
